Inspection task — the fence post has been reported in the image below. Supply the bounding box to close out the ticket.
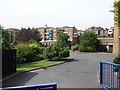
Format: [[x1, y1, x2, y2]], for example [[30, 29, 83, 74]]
[[100, 61, 103, 84], [53, 84, 57, 90]]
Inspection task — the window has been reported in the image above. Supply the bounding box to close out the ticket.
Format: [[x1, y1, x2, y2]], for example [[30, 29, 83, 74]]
[[54, 30, 56, 32], [54, 34, 55, 36], [69, 32, 71, 36], [41, 30, 43, 32], [65, 29, 67, 32], [69, 29, 71, 32]]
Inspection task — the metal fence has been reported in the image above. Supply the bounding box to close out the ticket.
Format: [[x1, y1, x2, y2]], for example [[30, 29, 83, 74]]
[[100, 61, 120, 90], [0, 83, 57, 90]]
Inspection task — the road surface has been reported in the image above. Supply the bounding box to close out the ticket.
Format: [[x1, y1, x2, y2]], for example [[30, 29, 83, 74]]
[[3, 52, 116, 88]]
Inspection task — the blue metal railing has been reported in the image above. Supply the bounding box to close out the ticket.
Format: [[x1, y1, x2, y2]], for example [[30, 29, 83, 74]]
[[0, 83, 57, 90], [100, 61, 120, 90]]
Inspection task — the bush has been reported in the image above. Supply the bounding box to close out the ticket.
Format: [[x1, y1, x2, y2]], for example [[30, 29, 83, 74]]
[[52, 57, 60, 61], [15, 44, 37, 64], [62, 47, 70, 57], [43, 44, 70, 61], [33, 54, 43, 61], [96, 44, 107, 52], [79, 31, 97, 52], [41, 47, 45, 53], [96, 40, 107, 52], [29, 43, 42, 54], [112, 53, 120, 64], [79, 46, 95, 52], [71, 45, 79, 51]]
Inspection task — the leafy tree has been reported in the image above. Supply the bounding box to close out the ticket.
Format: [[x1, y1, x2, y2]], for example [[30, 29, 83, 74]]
[[79, 31, 97, 52], [43, 30, 70, 61], [1, 27, 11, 49], [56, 30, 70, 48], [16, 27, 42, 43]]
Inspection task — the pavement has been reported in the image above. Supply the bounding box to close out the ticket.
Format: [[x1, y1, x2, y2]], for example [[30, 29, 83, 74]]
[[2, 52, 116, 88]]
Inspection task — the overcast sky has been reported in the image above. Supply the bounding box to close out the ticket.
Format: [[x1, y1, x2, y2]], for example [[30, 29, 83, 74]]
[[0, 0, 114, 30]]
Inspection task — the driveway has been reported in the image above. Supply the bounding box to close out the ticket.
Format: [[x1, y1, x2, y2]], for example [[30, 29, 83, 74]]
[[3, 52, 116, 88]]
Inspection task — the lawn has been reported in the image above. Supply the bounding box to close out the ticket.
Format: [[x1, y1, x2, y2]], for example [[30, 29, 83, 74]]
[[17, 57, 74, 73]]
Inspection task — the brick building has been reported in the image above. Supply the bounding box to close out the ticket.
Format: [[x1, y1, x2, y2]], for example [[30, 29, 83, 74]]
[[37, 25, 77, 45], [6, 28, 20, 42], [87, 26, 113, 37]]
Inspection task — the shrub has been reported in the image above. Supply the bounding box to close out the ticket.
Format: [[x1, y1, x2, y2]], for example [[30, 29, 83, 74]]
[[112, 53, 120, 64], [41, 47, 45, 53], [71, 45, 79, 52], [29, 43, 42, 54], [79, 46, 95, 52], [43, 44, 70, 61], [43, 46, 52, 59], [62, 48, 70, 57], [96, 40, 107, 52], [15, 44, 37, 64], [52, 57, 60, 61], [79, 31, 97, 52], [96, 44, 107, 52], [33, 54, 43, 61]]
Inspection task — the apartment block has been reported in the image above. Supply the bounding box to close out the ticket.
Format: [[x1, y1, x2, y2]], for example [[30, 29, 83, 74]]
[[37, 26, 77, 45], [6, 28, 20, 42]]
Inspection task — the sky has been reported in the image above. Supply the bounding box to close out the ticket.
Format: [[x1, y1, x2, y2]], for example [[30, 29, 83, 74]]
[[0, 0, 114, 30]]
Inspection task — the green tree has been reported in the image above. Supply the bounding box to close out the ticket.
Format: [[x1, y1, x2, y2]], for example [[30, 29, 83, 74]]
[[1, 27, 11, 49], [43, 30, 70, 61], [56, 30, 70, 48], [79, 31, 97, 52]]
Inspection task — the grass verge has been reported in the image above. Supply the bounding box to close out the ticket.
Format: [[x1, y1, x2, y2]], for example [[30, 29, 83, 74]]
[[17, 57, 74, 73]]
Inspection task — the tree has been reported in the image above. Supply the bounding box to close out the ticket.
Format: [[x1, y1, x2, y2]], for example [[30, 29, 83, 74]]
[[56, 30, 70, 48], [16, 27, 42, 44], [1, 26, 11, 49], [43, 30, 70, 61], [79, 31, 97, 52]]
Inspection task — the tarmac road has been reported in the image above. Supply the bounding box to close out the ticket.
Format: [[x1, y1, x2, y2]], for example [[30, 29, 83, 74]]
[[3, 52, 116, 88]]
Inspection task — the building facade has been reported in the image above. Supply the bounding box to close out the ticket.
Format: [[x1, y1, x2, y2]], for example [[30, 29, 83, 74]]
[[6, 28, 20, 42], [87, 26, 113, 37], [37, 26, 77, 45]]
